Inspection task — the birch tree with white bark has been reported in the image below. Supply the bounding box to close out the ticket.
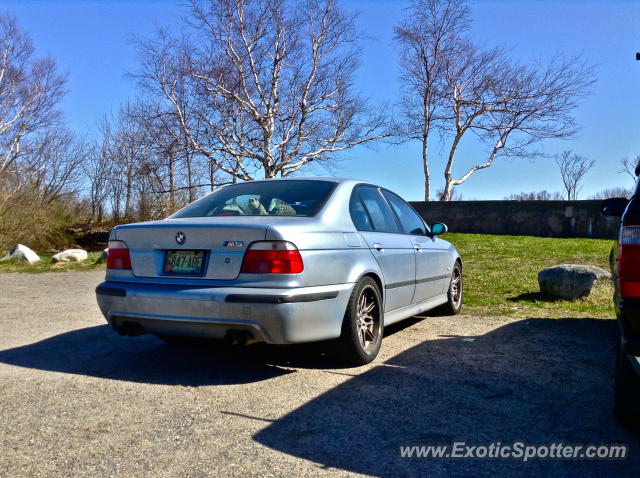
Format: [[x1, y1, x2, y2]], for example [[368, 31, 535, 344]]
[[0, 14, 66, 204], [134, 0, 389, 183], [394, 0, 469, 200], [439, 50, 596, 200], [395, 0, 596, 201]]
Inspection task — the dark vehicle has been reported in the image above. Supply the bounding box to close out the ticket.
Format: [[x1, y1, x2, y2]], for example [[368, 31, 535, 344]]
[[601, 165, 640, 427]]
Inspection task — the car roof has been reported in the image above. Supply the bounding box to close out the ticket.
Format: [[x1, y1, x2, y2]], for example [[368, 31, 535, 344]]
[[243, 177, 344, 183], [243, 177, 385, 189]]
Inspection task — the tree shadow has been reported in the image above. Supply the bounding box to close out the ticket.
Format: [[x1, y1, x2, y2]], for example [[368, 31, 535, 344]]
[[254, 318, 640, 477]]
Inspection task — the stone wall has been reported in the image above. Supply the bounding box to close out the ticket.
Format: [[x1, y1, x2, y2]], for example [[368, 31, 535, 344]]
[[409, 200, 620, 239]]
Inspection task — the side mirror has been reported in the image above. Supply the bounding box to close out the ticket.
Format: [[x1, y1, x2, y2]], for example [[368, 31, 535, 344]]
[[431, 222, 448, 236], [601, 197, 629, 217]]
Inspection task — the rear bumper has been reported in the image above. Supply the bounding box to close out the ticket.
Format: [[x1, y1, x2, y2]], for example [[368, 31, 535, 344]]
[[95, 281, 354, 344]]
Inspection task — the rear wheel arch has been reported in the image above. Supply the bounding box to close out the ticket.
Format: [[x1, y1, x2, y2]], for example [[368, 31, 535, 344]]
[[358, 272, 384, 305]]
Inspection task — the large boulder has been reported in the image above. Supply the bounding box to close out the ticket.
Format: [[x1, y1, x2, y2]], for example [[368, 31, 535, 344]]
[[1, 244, 41, 265], [538, 264, 611, 299], [52, 249, 88, 263]]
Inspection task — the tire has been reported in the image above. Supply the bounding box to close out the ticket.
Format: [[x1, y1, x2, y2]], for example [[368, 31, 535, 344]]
[[436, 261, 463, 316], [614, 339, 640, 429], [335, 277, 384, 365]]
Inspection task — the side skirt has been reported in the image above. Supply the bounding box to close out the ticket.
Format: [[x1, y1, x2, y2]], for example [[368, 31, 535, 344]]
[[384, 294, 449, 326]]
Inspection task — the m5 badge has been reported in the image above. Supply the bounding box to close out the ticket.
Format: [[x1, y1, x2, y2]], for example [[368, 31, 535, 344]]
[[223, 241, 244, 248]]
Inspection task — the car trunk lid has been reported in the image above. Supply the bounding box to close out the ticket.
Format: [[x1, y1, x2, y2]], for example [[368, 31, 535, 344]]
[[112, 218, 269, 280]]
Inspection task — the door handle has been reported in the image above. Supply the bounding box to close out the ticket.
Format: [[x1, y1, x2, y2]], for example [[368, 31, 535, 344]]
[[372, 243, 384, 252], [413, 245, 422, 252]]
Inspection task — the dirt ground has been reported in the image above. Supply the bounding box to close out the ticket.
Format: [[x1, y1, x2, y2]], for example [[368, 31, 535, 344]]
[[0, 270, 638, 477]]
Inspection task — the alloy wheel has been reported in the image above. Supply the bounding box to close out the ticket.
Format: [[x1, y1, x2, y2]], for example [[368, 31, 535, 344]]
[[451, 266, 462, 307], [356, 285, 380, 353]]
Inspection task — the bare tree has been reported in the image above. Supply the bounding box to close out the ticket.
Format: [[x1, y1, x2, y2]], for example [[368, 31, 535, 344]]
[[129, 100, 204, 208], [555, 150, 594, 200], [590, 186, 633, 200], [91, 115, 127, 222], [87, 99, 214, 223], [107, 103, 156, 220], [619, 154, 640, 183], [394, 0, 470, 200], [133, 0, 389, 183], [0, 13, 71, 243], [87, 106, 145, 222], [438, 50, 595, 200], [504, 190, 563, 201], [0, 14, 66, 183], [22, 128, 87, 205], [394, 0, 596, 201], [83, 128, 115, 224]]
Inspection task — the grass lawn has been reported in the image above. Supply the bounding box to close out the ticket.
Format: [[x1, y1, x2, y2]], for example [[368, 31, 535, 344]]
[[0, 234, 616, 318], [0, 252, 106, 273], [443, 233, 615, 319]]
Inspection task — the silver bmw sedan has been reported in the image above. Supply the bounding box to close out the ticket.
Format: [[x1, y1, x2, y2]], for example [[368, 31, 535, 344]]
[[96, 178, 462, 364]]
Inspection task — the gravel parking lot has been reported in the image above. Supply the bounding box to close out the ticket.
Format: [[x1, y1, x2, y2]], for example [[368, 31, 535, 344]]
[[0, 270, 638, 477]]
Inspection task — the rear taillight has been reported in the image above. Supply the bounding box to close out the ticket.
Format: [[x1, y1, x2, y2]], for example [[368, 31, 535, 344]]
[[617, 224, 640, 298], [240, 241, 303, 274], [107, 240, 132, 270]]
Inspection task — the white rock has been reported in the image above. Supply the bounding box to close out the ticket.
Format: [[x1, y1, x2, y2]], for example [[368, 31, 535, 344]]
[[52, 249, 88, 263], [1, 244, 41, 264]]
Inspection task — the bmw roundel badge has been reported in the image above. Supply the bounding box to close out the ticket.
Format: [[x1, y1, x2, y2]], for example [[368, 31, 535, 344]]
[[175, 232, 186, 245]]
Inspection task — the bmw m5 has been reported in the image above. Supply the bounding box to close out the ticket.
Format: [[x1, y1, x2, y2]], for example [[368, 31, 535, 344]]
[[96, 178, 462, 364]]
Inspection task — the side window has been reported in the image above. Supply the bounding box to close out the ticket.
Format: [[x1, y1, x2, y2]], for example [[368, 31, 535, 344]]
[[382, 190, 428, 235], [349, 193, 374, 231], [355, 186, 400, 233]]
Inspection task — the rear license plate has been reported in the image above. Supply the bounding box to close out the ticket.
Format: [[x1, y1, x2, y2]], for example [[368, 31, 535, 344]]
[[163, 250, 206, 275]]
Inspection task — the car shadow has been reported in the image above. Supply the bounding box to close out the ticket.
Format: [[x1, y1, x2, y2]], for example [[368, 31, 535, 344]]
[[0, 325, 313, 385], [0, 312, 437, 386], [254, 318, 640, 477]]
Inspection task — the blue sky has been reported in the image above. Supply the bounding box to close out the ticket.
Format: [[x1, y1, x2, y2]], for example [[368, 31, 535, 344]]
[[3, 0, 639, 200]]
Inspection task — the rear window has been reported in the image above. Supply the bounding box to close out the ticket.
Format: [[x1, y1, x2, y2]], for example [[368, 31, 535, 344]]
[[171, 180, 337, 218]]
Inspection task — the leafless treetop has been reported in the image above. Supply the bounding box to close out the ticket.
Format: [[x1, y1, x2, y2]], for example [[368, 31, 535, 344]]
[[0, 14, 66, 177], [133, 0, 390, 182], [555, 150, 595, 200]]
